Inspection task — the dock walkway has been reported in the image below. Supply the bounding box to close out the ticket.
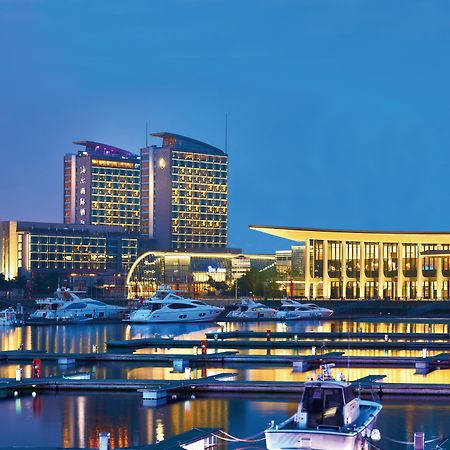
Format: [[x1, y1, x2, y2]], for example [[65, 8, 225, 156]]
[[1, 374, 450, 396], [205, 330, 450, 341], [106, 337, 450, 351]]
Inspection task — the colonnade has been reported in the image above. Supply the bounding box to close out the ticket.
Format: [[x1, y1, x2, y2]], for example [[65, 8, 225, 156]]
[[303, 239, 448, 300]]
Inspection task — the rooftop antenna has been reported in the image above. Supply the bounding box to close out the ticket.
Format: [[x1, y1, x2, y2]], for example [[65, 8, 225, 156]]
[[225, 113, 228, 153], [145, 122, 149, 147]]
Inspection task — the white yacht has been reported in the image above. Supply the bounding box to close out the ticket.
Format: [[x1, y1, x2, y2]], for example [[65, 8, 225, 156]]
[[226, 297, 278, 319], [265, 367, 383, 450], [127, 288, 224, 323], [30, 288, 126, 322], [0, 307, 22, 326], [275, 299, 333, 320]]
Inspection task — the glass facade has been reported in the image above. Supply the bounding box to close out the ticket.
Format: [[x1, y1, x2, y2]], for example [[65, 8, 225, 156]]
[[252, 226, 450, 300], [171, 150, 228, 249], [27, 233, 137, 272], [64, 142, 140, 232], [90, 161, 140, 231], [127, 252, 274, 298]]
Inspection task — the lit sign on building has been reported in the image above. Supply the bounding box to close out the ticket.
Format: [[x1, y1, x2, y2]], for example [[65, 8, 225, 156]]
[[208, 265, 226, 273]]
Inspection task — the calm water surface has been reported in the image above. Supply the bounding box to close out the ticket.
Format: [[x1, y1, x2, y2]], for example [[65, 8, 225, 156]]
[[1, 320, 450, 383], [0, 392, 449, 449], [1, 320, 450, 449]]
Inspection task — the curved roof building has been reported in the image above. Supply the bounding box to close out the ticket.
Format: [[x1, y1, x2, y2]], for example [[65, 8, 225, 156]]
[[250, 224, 450, 300], [141, 132, 228, 250]]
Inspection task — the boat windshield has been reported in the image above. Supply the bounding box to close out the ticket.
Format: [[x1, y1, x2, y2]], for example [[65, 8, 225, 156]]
[[149, 302, 162, 312], [302, 386, 345, 427]]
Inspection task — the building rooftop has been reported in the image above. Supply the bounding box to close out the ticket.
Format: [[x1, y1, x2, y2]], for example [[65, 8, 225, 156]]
[[73, 141, 137, 159], [3, 221, 132, 235], [151, 132, 226, 156], [250, 224, 450, 244]]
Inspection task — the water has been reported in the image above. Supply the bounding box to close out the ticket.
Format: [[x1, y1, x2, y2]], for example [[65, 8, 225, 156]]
[[2, 320, 450, 384], [1, 320, 450, 448], [0, 392, 449, 449]]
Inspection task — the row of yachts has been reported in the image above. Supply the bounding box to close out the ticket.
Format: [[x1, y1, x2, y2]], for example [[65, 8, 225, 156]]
[[0, 287, 333, 326]]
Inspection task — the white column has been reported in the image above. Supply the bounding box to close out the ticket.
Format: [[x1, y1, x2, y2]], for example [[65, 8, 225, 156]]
[[417, 244, 423, 300], [323, 240, 330, 299], [342, 241, 347, 299], [304, 239, 311, 299], [360, 241, 366, 299], [436, 245, 443, 300], [378, 242, 384, 299], [397, 243, 403, 300]]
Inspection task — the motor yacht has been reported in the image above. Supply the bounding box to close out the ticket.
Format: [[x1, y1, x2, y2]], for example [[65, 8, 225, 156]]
[[265, 366, 383, 450], [30, 288, 126, 322], [226, 297, 278, 319], [127, 288, 224, 323], [0, 307, 23, 326], [275, 299, 333, 320]]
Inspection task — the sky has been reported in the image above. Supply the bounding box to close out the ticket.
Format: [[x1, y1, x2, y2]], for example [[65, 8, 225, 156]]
[[1, 0, 450, 253]]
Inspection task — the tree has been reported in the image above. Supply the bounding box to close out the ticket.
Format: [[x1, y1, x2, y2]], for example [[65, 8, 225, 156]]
[[0, 273, 7, 294], [31, 271, 59, 297]]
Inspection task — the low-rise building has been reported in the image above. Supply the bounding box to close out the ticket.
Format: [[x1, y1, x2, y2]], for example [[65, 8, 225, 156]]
[[0, 221, 139, 295], [251, 224, 450, 300]]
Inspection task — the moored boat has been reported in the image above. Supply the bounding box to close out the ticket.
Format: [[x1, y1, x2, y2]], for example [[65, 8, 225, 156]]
[[226, 297, 277, 319], [127, 287, 224, 323], [0, 307, 23, 326], [29, 288, 126, 322], [265, 366, 382, 450], [275, 299, 333, 320]]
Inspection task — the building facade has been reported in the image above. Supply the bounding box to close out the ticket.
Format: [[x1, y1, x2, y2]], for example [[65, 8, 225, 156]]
[[251, 225, 450, 300], [64, 141, 140, 231], [0, 221, 138, 293], [126, 250, 274, 297], [140, 132, 228, 250]]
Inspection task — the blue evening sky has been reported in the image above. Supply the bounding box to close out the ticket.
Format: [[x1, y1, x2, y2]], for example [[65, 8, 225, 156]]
[[1, 0, 450, 253]]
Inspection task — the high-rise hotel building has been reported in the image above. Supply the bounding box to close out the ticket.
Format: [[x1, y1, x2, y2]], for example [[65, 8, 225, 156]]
[[64, 141, 140, 231], [141, 132, 228, 250]]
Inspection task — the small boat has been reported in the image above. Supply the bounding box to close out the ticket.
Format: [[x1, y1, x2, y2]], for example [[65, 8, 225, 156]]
[[127, 287, 224, 323], [30, 288, 126, 322], [226, 297, 278, 320], [275, 300, 333, 320], [265, 366, 383, 450], [0, 307, 22, 326]]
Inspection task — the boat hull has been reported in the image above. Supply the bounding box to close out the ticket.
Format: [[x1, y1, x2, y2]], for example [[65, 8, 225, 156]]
[[265, 428, 371, 450], [266, 402, 381, 450], [127, 309, 223, 323], [227, 310, 276, 319]]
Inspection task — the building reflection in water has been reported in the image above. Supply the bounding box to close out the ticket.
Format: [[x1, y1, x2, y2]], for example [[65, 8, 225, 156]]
[[0, 391, 450, 448], [58, 393, 229, 448]]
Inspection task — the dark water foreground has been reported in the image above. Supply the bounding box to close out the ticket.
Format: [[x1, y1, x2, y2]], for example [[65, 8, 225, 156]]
[[0, 392, 448, 449], [1, 321, 450, 449]]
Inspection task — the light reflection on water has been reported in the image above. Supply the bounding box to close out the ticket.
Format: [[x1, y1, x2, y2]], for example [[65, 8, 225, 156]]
[[1, 320, 450, 384], [0, 392, 449, 449], [1, 362, 450, 385]]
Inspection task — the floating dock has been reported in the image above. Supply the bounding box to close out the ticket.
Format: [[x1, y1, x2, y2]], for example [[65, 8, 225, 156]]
[[205, 330, 450, 341], [106, 336, 450, 351], [2, 373, 450, 396]]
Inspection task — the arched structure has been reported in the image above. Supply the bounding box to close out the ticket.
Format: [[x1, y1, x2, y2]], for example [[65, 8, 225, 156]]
[[126, 250, 275, 298]]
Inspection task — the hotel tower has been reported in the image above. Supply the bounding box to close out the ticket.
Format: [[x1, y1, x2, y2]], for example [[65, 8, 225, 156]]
[[64, 141, 140, 231], [140, 132, 228, 250]]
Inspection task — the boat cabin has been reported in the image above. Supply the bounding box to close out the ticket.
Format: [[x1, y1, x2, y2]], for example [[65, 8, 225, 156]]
[[296, 382, 359, 429]]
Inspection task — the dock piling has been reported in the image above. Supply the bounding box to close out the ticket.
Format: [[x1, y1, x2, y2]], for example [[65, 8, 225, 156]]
[[15, 367, 23, 382], [98, 432, 110, 450], [414, 432, 424, 450]]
